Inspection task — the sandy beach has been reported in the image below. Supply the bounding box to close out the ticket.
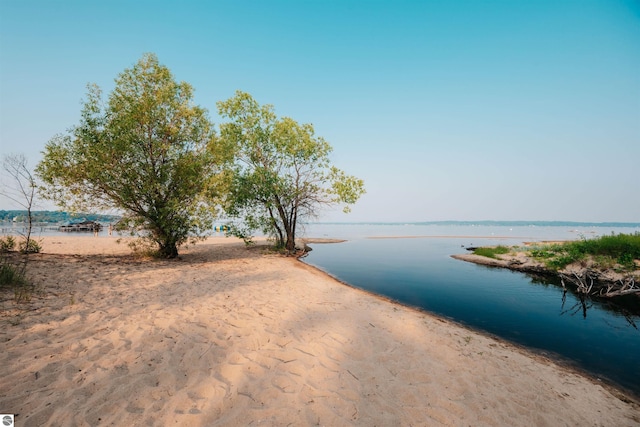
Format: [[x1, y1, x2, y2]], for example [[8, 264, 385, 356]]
[[1, 235, 638, 426]]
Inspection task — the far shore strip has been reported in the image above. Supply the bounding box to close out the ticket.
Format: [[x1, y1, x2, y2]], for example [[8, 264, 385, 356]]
[[367, 235, 535, 239], [1, 235, 638, 426]]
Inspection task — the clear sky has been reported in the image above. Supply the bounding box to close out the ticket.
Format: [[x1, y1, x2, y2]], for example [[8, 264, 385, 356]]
[[1, 0, 638, 222]]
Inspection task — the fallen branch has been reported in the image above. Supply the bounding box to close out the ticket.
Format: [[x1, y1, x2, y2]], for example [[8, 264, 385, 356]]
[[562, 271, 639, 298]]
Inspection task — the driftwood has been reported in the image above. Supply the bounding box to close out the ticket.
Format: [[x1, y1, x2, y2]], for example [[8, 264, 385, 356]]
[[560, 270, 640, 298], [559, 272, 639, 325], [598, 277, 639, 298], [453, 253, 639, 300]]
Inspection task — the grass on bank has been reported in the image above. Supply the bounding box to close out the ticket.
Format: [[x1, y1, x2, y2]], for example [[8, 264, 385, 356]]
[[470, 233, 640, 273], [472, 245, 511, 259], [530, 232, 640, 272]]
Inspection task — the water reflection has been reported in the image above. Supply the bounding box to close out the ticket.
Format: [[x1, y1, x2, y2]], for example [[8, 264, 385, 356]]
[[561, 292, 592, 319], [523, 271, 640, 322]]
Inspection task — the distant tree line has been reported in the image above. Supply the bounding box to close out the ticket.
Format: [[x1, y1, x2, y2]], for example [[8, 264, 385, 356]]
[[0, 210, 120, 224]]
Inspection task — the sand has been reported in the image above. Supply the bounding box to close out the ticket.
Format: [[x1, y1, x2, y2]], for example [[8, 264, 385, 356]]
[[1, 235, 638, 426]]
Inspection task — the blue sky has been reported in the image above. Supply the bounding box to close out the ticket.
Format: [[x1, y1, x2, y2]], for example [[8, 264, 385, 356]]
[[1, 0, 638, 222]]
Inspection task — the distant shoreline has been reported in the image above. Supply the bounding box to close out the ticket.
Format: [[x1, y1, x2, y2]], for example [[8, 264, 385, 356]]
[[309, 220, 640, 227], [368, 235, 540, 240], [3, 214, 640, 228]]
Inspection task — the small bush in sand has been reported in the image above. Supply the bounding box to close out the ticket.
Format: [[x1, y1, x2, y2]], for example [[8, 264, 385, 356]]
[[0, 236, 16, 253], [18, 238, 41, 254], [122, 238, 161, 259], [1, 235, 42, 254], [0, 256, 36, 303]]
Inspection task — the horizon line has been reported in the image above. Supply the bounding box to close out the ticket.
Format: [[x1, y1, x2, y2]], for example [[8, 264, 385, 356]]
[[308, 220, 640, 226]]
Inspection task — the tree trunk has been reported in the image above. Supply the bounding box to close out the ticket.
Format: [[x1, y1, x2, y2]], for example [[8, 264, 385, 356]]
[[285, 228, 295, 252], [25, 206, 33, 253], [285, 214, 296, 252], [279, 209, 295, 252], [273, 198, 295, 251], [155, 226, 179, 258], [159, 241, 179, 258], [268, 207, 285, 248]]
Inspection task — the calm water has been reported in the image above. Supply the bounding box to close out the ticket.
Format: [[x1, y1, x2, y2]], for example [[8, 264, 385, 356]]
[[302, 223, 640, 396]]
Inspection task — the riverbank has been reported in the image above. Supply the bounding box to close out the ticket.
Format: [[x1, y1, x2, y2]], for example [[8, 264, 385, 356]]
[[452, 247, 640, 299], [1, 236, 638, 426]]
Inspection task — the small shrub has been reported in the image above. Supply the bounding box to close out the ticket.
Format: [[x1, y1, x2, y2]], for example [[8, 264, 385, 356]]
[[0, 262, 25, 287], [127, 238, 160, 258], [547, 254, 576, 271], [531, 249, 554, 259], [617, 252, 635, 269], [18, 239, 41, 254], [0, 257, 34, 303], [0, 236, 16, 253]]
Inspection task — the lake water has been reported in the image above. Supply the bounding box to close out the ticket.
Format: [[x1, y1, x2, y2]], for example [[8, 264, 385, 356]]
[[301, 222, 640, 397]]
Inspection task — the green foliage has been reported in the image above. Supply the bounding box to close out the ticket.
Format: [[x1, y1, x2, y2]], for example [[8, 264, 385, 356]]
[[0, 235, 39, 254], [217, 91, 365, 252], [36, 54, 222, 258], [225, 222, 256, 247], [472, 245, 510, 259], [530, 232, 640, 271], [124, 238, 160, 258], [546, 254, 578, 271], [18, 238, 41, 254], [618, 252, 635, 269], [0, 236, 16, 253], [0, 262, 25, 287], [530, 248, 555, 259], [0, 256, 34, 303]]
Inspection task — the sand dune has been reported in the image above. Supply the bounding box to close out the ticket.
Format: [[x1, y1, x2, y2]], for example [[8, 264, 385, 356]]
[[1, 236, 638, 426]]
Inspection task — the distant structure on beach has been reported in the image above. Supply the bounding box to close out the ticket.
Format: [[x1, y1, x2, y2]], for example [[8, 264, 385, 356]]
[[58, 220, 102, 232]]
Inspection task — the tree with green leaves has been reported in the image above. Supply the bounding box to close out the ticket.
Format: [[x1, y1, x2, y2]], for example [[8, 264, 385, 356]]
[[36, 54, 223, 258], [217, 91, 365, 252]]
